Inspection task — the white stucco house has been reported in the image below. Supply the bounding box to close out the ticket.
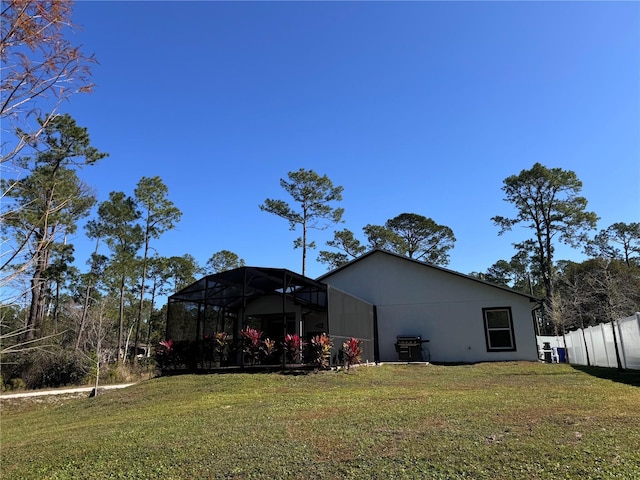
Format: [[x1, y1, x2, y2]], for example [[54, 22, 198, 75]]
[[318, 249, 540, 364], [166, 249, 540, 369]]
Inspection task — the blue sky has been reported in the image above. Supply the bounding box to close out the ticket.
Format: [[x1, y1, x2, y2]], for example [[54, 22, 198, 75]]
[[65, 1, 639, 281]]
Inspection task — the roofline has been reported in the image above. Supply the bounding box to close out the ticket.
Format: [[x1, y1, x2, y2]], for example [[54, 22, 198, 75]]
[[170, 266, 327, 301], [326, 284, 374, 307], [316, 249, 541, 302]]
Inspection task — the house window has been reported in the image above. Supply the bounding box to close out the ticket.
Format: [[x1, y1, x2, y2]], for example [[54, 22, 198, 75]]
[[483, 307, 516, 352]]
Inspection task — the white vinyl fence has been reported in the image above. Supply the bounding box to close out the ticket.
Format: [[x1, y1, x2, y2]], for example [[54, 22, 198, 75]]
[[561, 313, 640, 370]]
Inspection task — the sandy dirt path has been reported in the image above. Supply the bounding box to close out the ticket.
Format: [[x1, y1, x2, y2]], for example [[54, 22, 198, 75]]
[[0, 383, 135, 399]]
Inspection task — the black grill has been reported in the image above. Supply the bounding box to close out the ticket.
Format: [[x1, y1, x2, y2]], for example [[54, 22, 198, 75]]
[[395, 336, 428, 362]]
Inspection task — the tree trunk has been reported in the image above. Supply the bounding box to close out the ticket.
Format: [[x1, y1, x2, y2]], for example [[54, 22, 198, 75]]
[[302, 216, 307, 277], [52, 279, 60, 334], [75, 284, 92, 350], [78, 235, 101, 349], [26, 253, 48, 341], [134, 245, 149, 360], [26, 274, 41, 341], [117, 276, 126, 363], [580, 327, 591, 367], [124, 323, 135, 364], [93, 311, 103, 396], [145, 277, 158, 355]]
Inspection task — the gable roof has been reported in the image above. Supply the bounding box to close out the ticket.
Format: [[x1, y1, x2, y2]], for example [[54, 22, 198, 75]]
[[317, 249, 540, 302]]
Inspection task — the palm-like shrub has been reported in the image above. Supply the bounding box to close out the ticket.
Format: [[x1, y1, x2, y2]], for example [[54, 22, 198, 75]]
[[157, 339, 175, 370], [310, 333, 333, 370], [342, 337, 362, 370], [213, 332, 229, 365], [283, 333, 306, 364], [240, 326, 263, 365], [262, 337, 277, 362]]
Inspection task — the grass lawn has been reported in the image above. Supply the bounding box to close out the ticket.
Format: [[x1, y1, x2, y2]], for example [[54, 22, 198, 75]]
[[1, 362, 639, 479]]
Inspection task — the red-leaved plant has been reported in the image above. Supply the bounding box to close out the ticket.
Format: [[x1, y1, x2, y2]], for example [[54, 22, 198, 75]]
[[157, 339, 175, 370], [240, 326, 263, 364], [283, 333, 306, 364], [310, 333, 333, 370], [342, 337, 362, 370]]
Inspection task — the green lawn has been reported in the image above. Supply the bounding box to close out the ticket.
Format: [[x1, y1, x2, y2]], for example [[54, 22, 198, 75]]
[[2, 362, 639, 479]]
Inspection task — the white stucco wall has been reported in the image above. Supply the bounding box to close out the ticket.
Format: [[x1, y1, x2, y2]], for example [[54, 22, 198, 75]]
[[321, 251, 539, 363]]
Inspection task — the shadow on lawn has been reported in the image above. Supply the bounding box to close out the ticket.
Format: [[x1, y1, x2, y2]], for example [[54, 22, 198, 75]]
[[160, 364, 319, 377], [572, 365, 640, 387]]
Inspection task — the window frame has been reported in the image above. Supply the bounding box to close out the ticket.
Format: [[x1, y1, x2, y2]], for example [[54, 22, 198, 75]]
[[482, 307, 516, 352]]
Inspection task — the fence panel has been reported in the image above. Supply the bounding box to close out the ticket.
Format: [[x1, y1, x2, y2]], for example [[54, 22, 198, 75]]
[[588, 325, 606, 368], [537, 313, 640, 370], [619, 314, 640, 370], [565, 330, 586, 366]]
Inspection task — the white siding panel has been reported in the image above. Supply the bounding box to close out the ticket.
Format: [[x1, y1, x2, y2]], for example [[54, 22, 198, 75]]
[[323, 251, 539, 363]]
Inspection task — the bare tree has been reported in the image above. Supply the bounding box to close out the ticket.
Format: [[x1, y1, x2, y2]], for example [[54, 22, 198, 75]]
[[84, 297, 116, 395], [556, 258, 640, 369], [1, 1, 98, 319], [1, 0, 96, 166]]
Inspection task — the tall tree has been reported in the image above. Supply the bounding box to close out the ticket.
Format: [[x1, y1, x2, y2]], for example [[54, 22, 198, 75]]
[[145, 256, 172, 349], [317, 229, 366, 269], [92, 191, 143, 361], [42, 241, 75, 335], [206, 250, 244, 275], [1, 114, 107, 287], [260, 168, 344, 276], [133, 177, 182, 358], [2, 116, 106, 340], [492, 163, 598, 330], [364, 213, 456, 266], [2, 166, 95, 340]]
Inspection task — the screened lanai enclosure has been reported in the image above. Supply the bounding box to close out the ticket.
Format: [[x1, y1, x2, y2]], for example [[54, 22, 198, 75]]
[[164, 267, 375, 372]]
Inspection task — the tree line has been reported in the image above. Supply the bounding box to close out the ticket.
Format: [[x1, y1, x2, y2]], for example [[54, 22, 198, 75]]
[[0, 111, 245, 386], [1, 1, 638, 390], [0, 2, 251, 388], [259, 165, 639, 338]]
